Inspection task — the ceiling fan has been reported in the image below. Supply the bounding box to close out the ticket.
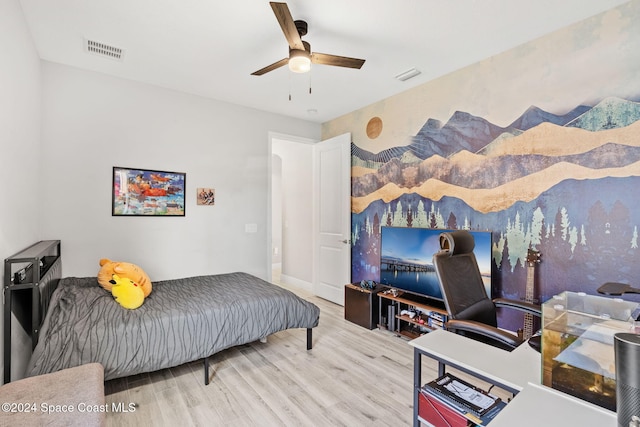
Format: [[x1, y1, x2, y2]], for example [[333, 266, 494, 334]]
[[251, 2, 366, 76]]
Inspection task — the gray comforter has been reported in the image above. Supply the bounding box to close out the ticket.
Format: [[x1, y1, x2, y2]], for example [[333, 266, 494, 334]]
[[26, 272, 320, 381]]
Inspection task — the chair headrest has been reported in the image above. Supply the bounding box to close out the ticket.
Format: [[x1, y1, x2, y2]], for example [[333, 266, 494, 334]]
[[439, 230, 475, 256]]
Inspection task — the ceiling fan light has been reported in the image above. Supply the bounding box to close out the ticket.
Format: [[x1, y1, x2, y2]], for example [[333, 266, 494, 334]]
[[289, 49, 311, 73]]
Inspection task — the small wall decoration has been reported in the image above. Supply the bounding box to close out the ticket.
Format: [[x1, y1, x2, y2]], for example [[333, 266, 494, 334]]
[[366, 116, 383, 139], [197, 188, 215, 205], [112, 167, 186, 216]]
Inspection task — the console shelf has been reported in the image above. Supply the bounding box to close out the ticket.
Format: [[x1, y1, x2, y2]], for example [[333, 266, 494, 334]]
[[377, 287, 448, 338]]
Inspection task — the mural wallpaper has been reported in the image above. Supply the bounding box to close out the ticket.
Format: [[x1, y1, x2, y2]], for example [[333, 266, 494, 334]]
[[351, 96, 640, 320], [320, 1, 640, 330]]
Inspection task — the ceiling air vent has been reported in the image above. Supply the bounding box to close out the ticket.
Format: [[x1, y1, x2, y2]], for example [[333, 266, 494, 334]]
[[84, 38, 125, 61], [395, 67, 421, 82]]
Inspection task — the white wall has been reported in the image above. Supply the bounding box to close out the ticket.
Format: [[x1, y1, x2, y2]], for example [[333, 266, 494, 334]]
[[271, 136, 315, 287], [39, 62, 320, 281], [0, 0, 42, 267], [0, 0, 43, 383]]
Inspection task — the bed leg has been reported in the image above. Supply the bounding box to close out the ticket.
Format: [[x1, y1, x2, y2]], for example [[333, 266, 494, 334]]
[[307, 328, 312, 350], [204, 357, 209, 385]]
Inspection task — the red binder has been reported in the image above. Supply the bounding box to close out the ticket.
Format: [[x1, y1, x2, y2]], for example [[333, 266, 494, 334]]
[[418, 391, 471, 427]]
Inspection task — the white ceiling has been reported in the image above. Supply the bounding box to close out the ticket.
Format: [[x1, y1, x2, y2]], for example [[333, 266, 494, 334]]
[[19, 0, 631, 123]]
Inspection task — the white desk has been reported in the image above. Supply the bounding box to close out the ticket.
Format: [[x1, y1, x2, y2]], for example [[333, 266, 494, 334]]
[[409, 329, 540, 392], [409, 329, 617, 427], [488, 382, 616, 427], [408, 329, 540, 427]]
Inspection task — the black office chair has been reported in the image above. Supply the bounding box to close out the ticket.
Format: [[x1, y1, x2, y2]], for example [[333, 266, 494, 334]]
[[433, 230, 542, 351]]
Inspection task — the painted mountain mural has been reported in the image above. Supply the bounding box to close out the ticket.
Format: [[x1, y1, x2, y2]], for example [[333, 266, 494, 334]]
[[351, 97, 640, 324]]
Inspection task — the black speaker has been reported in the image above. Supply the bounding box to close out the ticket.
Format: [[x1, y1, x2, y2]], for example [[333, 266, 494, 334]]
[[615, 333, 640, 427], [387, 305, 396, 331]]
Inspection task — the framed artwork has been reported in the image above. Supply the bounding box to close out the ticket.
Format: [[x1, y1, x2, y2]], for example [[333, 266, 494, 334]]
[[197, 188, 215, 205], [112, 167, 186, 216]]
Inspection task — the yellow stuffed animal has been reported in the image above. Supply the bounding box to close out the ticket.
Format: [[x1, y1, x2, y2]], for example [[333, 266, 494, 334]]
[[110, 274, 145, 309], [98, 259, 152, 297]]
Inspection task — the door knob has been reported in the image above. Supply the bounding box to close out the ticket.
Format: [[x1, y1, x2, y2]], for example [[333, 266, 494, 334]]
[[340, 239, 351, 244]]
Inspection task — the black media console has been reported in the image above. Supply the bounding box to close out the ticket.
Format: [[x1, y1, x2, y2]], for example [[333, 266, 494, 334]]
[[377, 286, 448, 339]]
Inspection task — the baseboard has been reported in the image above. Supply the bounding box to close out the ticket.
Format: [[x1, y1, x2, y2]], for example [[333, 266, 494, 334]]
[[280, 274, 312, 293]]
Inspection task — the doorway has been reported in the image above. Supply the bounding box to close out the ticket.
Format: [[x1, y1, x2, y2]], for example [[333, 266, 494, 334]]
[[271, 153, 283, 284], [268, 132, 351, 304], [269, 133, 316, 292]]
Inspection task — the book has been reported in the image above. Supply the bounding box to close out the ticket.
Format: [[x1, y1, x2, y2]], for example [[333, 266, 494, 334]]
[[423, 373, 501, 418]]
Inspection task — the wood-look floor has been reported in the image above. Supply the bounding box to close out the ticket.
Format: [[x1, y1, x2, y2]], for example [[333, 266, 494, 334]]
[[104, 282, 508, 426]]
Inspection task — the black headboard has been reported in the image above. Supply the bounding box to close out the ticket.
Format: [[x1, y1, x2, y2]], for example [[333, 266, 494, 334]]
[[3, 240, 61, 383]]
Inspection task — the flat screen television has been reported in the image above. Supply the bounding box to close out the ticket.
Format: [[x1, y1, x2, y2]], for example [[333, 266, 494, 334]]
[[379, 227, 492, 302]]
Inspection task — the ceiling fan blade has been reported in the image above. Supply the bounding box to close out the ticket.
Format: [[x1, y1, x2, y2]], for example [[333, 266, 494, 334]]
[[311, 53, 365, 69], [270, 2, 304, 50], [251, 58, 289, 76]]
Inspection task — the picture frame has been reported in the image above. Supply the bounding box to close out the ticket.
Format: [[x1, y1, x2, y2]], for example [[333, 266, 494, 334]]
[[197, 188, 215, 205], [112, 167, 186, 216]]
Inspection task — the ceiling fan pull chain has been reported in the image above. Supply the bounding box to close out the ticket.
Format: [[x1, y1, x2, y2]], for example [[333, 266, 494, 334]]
[[289, 72, 292, 101], [309, 69, 312, 94]]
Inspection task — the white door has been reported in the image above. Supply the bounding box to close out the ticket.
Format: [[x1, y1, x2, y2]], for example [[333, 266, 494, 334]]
[[313, 133, 351, 305]]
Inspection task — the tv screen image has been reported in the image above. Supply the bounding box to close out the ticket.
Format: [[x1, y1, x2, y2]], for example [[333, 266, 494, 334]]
[[379, 227, 492, 302]]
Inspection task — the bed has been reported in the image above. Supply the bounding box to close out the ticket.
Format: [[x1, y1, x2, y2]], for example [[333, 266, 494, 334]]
[[25, 272, 320, 384]]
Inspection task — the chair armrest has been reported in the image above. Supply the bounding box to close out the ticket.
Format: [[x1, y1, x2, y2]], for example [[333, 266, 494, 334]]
[[445, 319, 524, 350], [493, 298, 541, 317]]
